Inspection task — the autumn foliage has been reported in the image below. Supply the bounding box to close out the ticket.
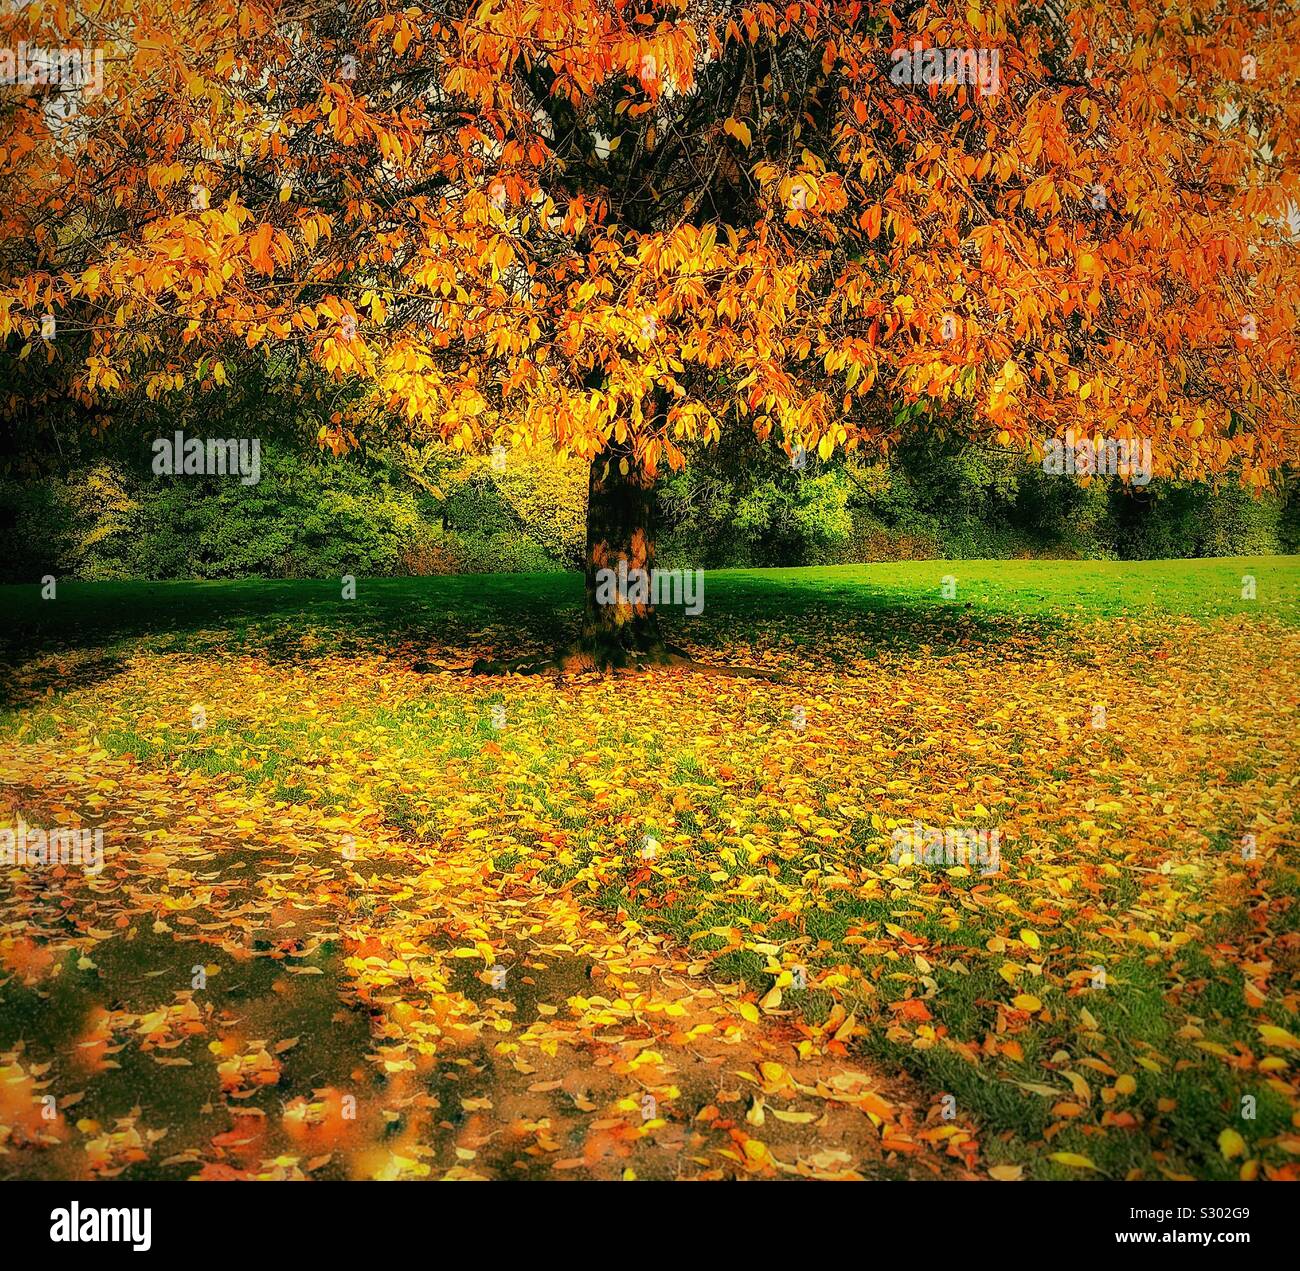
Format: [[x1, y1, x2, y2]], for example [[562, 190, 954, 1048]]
[[2, 0, 1298, 488]]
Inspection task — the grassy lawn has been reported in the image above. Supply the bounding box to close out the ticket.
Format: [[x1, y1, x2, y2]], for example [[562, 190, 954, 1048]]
[[4, 556, 1296, 658], [1, 558, 1297, 1181]]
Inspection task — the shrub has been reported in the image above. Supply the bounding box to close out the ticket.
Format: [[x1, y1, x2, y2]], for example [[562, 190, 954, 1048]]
[[0, 446, 439, 582], [2, 432, 1294, 584]]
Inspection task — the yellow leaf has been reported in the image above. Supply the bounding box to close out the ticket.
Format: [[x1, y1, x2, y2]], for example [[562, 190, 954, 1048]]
[[1049, 1152, 1098, 1171], [1012, 993, 1042, 1012], [1258, 1025, 1299, 1050], [989, 1164, 1023, 1181], [1218, 1129, 1246, 1160], [723, 117, 752, 148]]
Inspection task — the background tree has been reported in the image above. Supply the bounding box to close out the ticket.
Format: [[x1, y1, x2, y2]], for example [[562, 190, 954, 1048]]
[[3, 0, 1298, 667]]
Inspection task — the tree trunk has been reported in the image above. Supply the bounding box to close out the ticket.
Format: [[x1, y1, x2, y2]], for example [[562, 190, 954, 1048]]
[[573, 442, 674, 669]]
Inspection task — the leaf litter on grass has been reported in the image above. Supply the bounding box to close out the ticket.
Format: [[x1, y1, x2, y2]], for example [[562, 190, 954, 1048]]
[[0, 610, 1296, 1180]]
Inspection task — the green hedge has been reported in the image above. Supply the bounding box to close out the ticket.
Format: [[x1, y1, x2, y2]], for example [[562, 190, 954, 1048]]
[[2, 437, 1294, 584], [658, 436, 1298, 567], [0, 447, 569, 583]]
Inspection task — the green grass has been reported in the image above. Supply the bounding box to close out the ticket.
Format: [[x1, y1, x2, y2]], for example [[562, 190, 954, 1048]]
[[2, 557, 1296, 1180], [3, 557, 1295, 672]]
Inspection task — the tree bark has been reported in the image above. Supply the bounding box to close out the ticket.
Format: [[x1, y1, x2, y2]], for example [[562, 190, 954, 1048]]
[[571, 442, 676, 670]]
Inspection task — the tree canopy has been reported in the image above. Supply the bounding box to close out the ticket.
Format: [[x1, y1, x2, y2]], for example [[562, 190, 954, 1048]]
[[4, 0, 1298, 488]]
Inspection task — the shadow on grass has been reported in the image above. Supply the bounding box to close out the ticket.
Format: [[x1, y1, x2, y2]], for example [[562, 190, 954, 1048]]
[[0, 922, 378, 1182], [0, 571, 1075, 699], [677, 572, 1075, 667]]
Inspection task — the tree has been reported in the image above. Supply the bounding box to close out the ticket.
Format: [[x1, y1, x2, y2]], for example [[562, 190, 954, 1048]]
[[3, 0, 1298, 668]]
